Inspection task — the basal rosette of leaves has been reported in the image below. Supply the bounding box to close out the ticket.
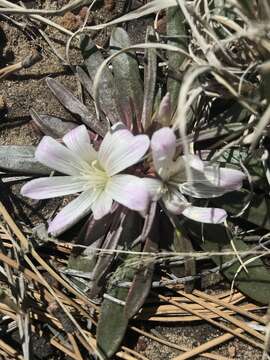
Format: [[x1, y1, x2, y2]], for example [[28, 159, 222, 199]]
[[2, 1, 270, 355]]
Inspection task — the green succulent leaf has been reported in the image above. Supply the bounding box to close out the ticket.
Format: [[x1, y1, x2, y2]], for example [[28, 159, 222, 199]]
[[80, 35, 125, 125], [110, 28, 144, 124], [46, 77, 105, 136], [167, 6, 187, 113], [141, 26, 157, 130], [184, 220, 270, 304], [0, 146, 51, 175], [30, 110, 76, 138], [213, 190, 270, 230], [97, 212, 144, 358]]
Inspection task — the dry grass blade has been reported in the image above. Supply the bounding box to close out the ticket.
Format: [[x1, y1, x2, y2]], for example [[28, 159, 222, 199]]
[[50, 338, 80, 360], [155, 292, 264, 350], [250, 102, 270, 150], [131, 326, 232, 360], [121, 346, 150, 360], [172, 329, 244, 360], [0, 0, 73, 36], [0, 338, 24, 360], [0, 202, 92, 305], [67, 334, 84, 360], [84, 0, 178, 31], [0, 0, 92, 15], [116, 351, 141, 360], [193, 290, 266, 325], [178, 291, 264, 343]]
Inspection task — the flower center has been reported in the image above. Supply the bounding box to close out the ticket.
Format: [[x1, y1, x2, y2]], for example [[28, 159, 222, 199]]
[[84, 160, 109, 191]]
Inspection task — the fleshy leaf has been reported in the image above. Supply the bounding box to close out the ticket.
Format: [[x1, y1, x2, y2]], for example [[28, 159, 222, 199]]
[[213, 190, 270, 230], [0, 146, 51, 175], [110, 28, 144, 125], [80, 35, 125, 124], [88, 209, 127, 299], [167, 6, 187, 113], [141, 26, 157, 130], [96, 211, 144, 358], [76, 66, 94, 98], [184, 220, 270, 304], [67, 214, 114, 291], [124, 202, 158, 318], [30, 109, 76, 138], [46, 77, 106, 136]]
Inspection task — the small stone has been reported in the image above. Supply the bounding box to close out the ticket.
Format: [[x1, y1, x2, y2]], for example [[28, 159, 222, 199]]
[[228, 345, 236, 358], [79, 6, 94, 24], [58, 12, 82, 31], [104, 0, 116, 11], [0, 95, 6, 111]]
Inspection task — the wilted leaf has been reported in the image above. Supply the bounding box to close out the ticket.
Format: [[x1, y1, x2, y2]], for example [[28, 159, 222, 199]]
[[0, 146, 51, 175], [187, 123, 245, 144]]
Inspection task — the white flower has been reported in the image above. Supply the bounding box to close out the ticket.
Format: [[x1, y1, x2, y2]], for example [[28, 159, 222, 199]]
[[21, 125, 150, 236], [143, 127, 246, 224]]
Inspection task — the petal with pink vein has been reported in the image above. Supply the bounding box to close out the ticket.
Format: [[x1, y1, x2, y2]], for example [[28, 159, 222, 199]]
[[99, 129, 150, 176], [163, 188, 190, 215], [151, 127, 176, 180], [48, 189, 100, 236], [63, 125, 98, 164], [182, 206, 227, 224], [21, 176, 89, 199], [91, 191, 113, 220], [35, 136, 86, 175], [107, 174, 150, 213], [204, 165, 246, 190], [141, 177, 163, 201]]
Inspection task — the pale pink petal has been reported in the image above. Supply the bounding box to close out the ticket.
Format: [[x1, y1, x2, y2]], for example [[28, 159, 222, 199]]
[[151, 127, 176, 180], [180, 182, 228, 198], [48, 189, 100, 236], [157, 93, 171, 126], [141, 177, 163, 200], [91, 191, 113, 220], [107, 174, 150, 212], [163, 188, 190, 215], [98, 129, 150, 176], [204, 166, 246, 190], [21, 176, 89, 199], [187, 155, 245, 190], [182, 206, 227, 224], [35, 136, 86, 175], [110, 122, 126, 133], [63, 125, 98, 164], [186, 155, 205, 173], [167, 157, 186, 182]]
